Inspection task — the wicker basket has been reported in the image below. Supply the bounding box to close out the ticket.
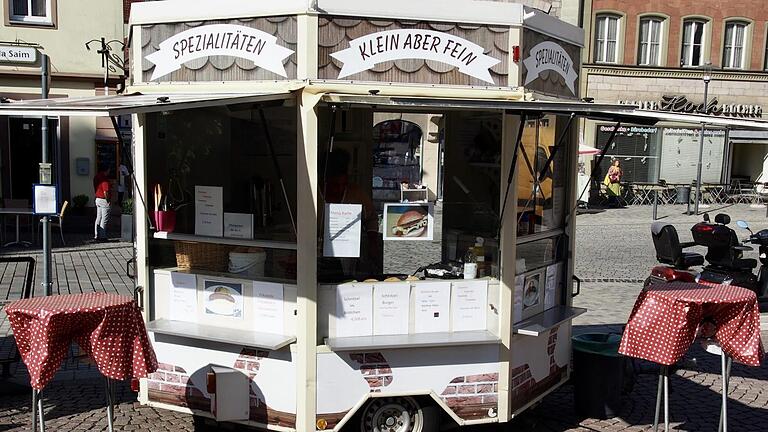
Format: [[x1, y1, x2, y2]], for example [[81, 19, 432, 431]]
[[174, 241, 231, 272]]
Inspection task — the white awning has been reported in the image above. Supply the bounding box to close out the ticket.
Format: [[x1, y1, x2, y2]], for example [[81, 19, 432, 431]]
[[0, 92, 291, 117], [321, 94, 768, 130], [597, 109, 768, 131]]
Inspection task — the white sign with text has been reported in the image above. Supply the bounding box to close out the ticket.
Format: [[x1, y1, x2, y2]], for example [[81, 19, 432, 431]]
[[451, 280, 488, 332], [252, 281, 284, 335], [373, 283, 410, 336], [195, 186, 223, 237], [414, 282, 451, 333], [145, 24, 294, 81], [523, 41, 578, 95], [331, 29, 501, 84], [335, 284, 374, 338], [0, 45, 37, 64]]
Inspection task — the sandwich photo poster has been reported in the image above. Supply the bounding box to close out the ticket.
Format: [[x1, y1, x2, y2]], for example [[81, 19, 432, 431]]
[[204, 280, 244, 319], [383, 203, 434, 241]]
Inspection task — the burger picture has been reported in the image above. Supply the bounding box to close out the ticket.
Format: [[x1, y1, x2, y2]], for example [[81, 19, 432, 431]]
[[384, 204, 433, 241], [391, 209, 428, 237]]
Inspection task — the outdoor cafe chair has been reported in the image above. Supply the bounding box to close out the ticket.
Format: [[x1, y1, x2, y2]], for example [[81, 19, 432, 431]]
[[39, 200, 68, 246]]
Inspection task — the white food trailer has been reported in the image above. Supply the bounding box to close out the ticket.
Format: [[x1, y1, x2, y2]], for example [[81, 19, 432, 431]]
[[13, 1, 768, 431]]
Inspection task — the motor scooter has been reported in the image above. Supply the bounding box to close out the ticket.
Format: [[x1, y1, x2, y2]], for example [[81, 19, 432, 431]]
[[647, 213, 768, 301], [645, 221, 702, 288]]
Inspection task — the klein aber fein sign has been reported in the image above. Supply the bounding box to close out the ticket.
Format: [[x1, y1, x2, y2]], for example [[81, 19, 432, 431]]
[[523, 41, 578, 95], [0, 45, 37, 64], [145, 24, 294, 81], [330, 29, 501, 84]]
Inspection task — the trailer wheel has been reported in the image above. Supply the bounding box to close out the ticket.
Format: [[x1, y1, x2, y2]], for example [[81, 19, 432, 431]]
[[359, 396, 437, 432]]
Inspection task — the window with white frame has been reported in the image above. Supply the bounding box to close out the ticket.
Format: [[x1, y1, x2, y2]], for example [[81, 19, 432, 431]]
[[638, 17, 664, 66], [723, 21, 748, 69], [594, 14, 620, 63], [9, 0, 53, 24], [681, 19, 706, 67]]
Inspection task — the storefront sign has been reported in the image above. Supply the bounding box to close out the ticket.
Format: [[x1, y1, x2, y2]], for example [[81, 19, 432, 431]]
[[0, 45, 37, 64], [145, 24, 294, 81], [330, 29, 501, 84], [619, 95, 763, 118], [523, 41, 578, 95]]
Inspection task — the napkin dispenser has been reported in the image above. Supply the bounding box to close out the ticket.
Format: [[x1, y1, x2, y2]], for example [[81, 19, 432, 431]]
[[208, 366, 249, 421]]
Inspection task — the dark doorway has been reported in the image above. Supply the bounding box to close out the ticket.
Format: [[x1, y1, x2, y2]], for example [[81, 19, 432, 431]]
[[7, 118, 59, 200]]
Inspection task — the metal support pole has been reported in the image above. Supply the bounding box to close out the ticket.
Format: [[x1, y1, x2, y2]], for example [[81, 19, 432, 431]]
[[653, 190, 658, 220], [40, 54, 52, 297], [663, 365, 670, 432], [32, 389, 45, 432], [653, 369, 663, 432], [694, 72, 711, 215], [105, 377, 115, 432]]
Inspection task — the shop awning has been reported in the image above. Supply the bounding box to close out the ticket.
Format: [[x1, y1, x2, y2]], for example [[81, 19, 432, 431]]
[[728, 129, 768, 143], [0, 92, 291, 117], [578, 144, 600, 155], [321, 94, 768, 130]]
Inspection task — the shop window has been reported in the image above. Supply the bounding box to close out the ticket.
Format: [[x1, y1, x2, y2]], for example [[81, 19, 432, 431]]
[[8, 0, 54, 25], [723, 21, 748, 69], [594, 14, 620, 63], [371, 119, 423, 209], [638, 17, 664, 66], [516, 115, 569, 237], [681, 19, 706, 67], [595, 124, 661, 184]]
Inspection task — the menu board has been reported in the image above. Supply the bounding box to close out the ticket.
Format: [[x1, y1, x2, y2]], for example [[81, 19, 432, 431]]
[[373, 282, 410, 335], [450, 280, 488, 332], [335, 284, 373, 337], [413, 282, 451, 333], [323, 204, 362, 258], [195, 186, 223, 237], [168, 272, 198, 322], [252, 281, 284, 335]]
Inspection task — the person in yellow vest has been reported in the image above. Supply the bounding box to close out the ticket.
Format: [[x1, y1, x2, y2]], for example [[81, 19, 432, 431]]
[[603, 160, 623, 207]]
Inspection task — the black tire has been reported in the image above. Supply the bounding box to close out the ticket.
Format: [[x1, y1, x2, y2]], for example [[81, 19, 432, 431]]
[[358, 396, 440, 432]]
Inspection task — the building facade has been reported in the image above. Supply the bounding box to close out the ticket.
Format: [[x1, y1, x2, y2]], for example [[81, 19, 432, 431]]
[[581, 0, 768, 186], [0, 0, 124, 205]]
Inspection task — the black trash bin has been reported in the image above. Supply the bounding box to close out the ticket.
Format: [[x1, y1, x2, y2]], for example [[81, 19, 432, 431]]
[[675, 186, 691, 204], [572, 333, 625, 419]]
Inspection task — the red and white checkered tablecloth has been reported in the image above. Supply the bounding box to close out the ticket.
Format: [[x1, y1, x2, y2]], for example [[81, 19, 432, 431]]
[[619, 282, 764, 366], [4, 293, 157, 389]]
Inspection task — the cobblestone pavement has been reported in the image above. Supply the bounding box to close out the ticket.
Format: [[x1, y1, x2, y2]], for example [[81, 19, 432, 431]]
[[1, 204, 767, 431]]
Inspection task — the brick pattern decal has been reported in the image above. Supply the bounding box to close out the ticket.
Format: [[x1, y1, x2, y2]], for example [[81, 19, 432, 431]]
[[440, 373, 499, 420], [509, 325, 568, 412], [147, 363, 210, 412], [146, 348, 295, 428], [350, 352, 393, 392]]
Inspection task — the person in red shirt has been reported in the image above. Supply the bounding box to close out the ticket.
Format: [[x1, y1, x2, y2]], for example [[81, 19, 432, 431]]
[[93, 166, 111, 240]]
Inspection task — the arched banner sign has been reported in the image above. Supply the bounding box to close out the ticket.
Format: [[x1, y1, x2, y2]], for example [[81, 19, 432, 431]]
[[145, 24, 294, 81], [330, 29, 501, 84], [523, 41, 578, 95]]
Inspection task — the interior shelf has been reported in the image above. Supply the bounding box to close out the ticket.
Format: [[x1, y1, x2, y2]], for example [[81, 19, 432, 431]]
[[326, 330, 501, 351], [153, 231, 297, 250], [147, 319, 296, 350], [513, 306, 587, 337]]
